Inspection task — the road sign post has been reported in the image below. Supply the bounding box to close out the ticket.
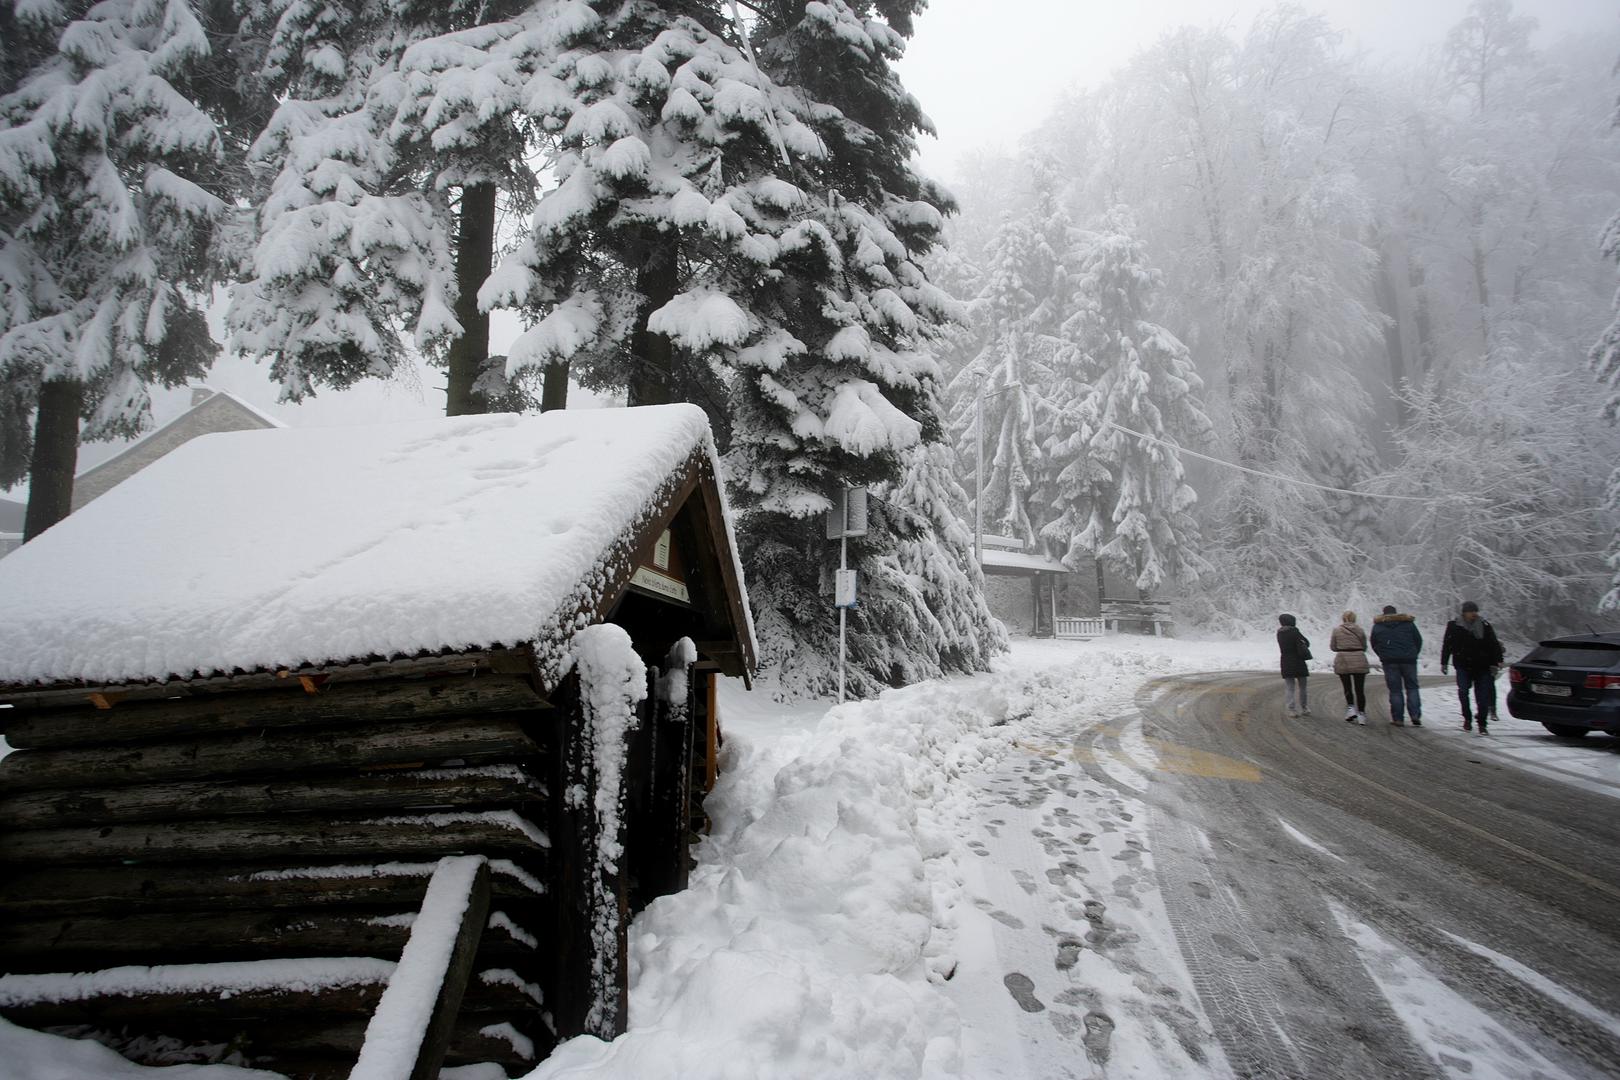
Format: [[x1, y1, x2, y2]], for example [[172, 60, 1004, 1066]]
[[826, 489, 867, 704]]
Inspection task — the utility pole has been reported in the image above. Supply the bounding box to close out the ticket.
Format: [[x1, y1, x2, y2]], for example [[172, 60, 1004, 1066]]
[[974, 375, 985, 569], [838, 527, 847, 704]]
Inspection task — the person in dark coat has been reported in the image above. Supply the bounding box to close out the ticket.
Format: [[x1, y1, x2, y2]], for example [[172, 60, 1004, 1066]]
[[1370, 604, 1423, 726], [1440, 600, 1505, 734], [1277, 614, 1312, 717]]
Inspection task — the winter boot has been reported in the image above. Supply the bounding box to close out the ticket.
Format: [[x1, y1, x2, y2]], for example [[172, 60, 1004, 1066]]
[[1411, 716, 1422, 727], [1462, 714, 1473, 732], [1357, 711, 1368, 725], [1478, 718, 1489, 735], [1345, 705, 1358, 722]]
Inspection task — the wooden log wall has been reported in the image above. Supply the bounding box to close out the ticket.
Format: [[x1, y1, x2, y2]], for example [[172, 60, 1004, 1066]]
[[0, 657, 557, 1079]]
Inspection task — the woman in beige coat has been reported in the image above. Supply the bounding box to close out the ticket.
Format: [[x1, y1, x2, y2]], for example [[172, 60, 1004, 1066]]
[[1331, 610, 1370, 725]]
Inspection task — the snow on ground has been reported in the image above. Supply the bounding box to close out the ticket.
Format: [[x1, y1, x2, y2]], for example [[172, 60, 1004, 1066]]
[[526, 634, 1278, 1080], [6, 634, 1616, 1078], [0, 1016, 282, 1079], [1330, 904, 1573, 1080]]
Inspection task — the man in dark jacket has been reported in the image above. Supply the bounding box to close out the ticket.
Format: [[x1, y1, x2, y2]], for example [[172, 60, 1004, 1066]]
[[1370, 605, 1422, 726], [1440, 600, 1505, 734]]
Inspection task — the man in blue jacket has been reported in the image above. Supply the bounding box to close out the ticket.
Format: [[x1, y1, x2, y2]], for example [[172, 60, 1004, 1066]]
[[1370, 604, 1423, 726]]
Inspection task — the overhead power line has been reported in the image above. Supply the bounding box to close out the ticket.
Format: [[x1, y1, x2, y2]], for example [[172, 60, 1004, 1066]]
[[1099, 419, 1433, 503]]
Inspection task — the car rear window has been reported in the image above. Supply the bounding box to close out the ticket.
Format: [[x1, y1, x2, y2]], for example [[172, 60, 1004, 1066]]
[[1525, 644, 1620, 667]]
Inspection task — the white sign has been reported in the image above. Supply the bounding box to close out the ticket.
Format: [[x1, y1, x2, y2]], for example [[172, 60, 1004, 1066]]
[[653, 529, 671, 570], [631, 566, 690, 604], [835, 568, 858, 608], [824, 488, 869, 539]]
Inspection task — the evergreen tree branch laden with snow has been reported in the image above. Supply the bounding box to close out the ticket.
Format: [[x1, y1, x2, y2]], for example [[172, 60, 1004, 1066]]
[[0, 0, 227, 536], [479, 0, 996, 697], [225, 0, 463, 402]]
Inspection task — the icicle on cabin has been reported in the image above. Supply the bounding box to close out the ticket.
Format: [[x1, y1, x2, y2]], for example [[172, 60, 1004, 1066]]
[[0, 404, 756, 1079]]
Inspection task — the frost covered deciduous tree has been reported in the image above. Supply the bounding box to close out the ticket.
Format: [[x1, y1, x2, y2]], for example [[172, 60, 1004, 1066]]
[[1042, 213, 1210, 595], [1375, 365, 1612, 635], [0, 0, 226, 537], [1592, 58, 1620, 612]]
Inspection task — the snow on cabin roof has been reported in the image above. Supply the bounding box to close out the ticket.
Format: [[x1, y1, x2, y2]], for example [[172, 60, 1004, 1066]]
[[0, 404, 741, 688]]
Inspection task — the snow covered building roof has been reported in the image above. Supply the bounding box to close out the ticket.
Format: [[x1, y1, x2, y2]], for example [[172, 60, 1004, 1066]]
[[71, 387, 283, 513], [0, 403, 755, 691]]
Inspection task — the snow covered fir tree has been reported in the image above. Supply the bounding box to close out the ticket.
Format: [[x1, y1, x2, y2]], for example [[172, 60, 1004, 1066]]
[[0, 0, 230, 538], [1041, 211, 1210, 598]]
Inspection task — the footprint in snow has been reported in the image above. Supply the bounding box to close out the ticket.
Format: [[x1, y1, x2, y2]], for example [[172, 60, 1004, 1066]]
[[1190, 881, 1212, 899], [1083, 1011, 1116, 1064], [990, 908, 1026, 930], [1003, 972, 1046, 1013], [1211, 932, 1260, 962]]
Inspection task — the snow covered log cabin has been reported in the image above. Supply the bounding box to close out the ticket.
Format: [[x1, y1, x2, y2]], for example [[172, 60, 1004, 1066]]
[[0, 404, 756, 1078]]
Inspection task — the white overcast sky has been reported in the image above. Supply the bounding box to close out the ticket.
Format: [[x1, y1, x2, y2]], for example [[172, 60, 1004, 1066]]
[[897, 0, 1619, 180]]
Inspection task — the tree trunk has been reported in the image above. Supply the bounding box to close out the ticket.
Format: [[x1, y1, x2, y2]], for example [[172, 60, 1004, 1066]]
[[445, 183, 497, 417], [1470, 207, 1491, 359], [541, 361, 570, 412], [1372, 247, 1409, 426], [23, 378, 83, 541], [1407, 254, 1434, 377], [627, 234, 680, 407]]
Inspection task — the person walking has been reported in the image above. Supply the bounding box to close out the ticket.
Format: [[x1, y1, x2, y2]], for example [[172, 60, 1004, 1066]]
[[1277, 614, 1313, 717], [1370, 604, 1423, 726], [1331, 610, 1370, 725], [1441, 600, 1505, 734]]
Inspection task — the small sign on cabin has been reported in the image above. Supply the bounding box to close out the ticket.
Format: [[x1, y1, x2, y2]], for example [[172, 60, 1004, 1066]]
[[631, 528, 690, 604]]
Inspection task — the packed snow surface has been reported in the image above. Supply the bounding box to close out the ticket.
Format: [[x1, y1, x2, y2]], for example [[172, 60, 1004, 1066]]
[[0, 404, 733, 686]]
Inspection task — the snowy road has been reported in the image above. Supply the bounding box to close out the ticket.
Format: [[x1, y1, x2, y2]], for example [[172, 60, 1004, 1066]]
[[948, 660, 1620, 1080]]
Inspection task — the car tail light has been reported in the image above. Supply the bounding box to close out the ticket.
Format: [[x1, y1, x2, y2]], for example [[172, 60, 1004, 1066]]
[[1509, 667, 1527, 684], [1585, 674, 1620, 689]]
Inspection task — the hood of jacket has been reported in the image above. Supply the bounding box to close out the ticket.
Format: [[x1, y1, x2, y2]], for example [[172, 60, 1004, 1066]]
[[1374, 613, 1413, 624]]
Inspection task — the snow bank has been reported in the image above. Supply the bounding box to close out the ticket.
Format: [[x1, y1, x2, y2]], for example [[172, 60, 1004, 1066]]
[[0, 1016, 281, 1079], [0, 405, 728, 687], [522, 635, 1275, 1080], [524, 647, 1050, 1078]]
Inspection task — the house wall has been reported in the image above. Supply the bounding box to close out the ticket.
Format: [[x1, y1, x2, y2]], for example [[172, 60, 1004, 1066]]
[[72, 395, 277, 511]]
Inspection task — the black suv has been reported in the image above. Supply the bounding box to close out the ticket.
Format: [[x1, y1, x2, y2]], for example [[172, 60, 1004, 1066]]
[[1506, 633, 1620, 738]]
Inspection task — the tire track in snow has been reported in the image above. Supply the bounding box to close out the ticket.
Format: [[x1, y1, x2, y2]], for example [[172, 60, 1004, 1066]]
[[1134, 672, 1620, 1080]]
